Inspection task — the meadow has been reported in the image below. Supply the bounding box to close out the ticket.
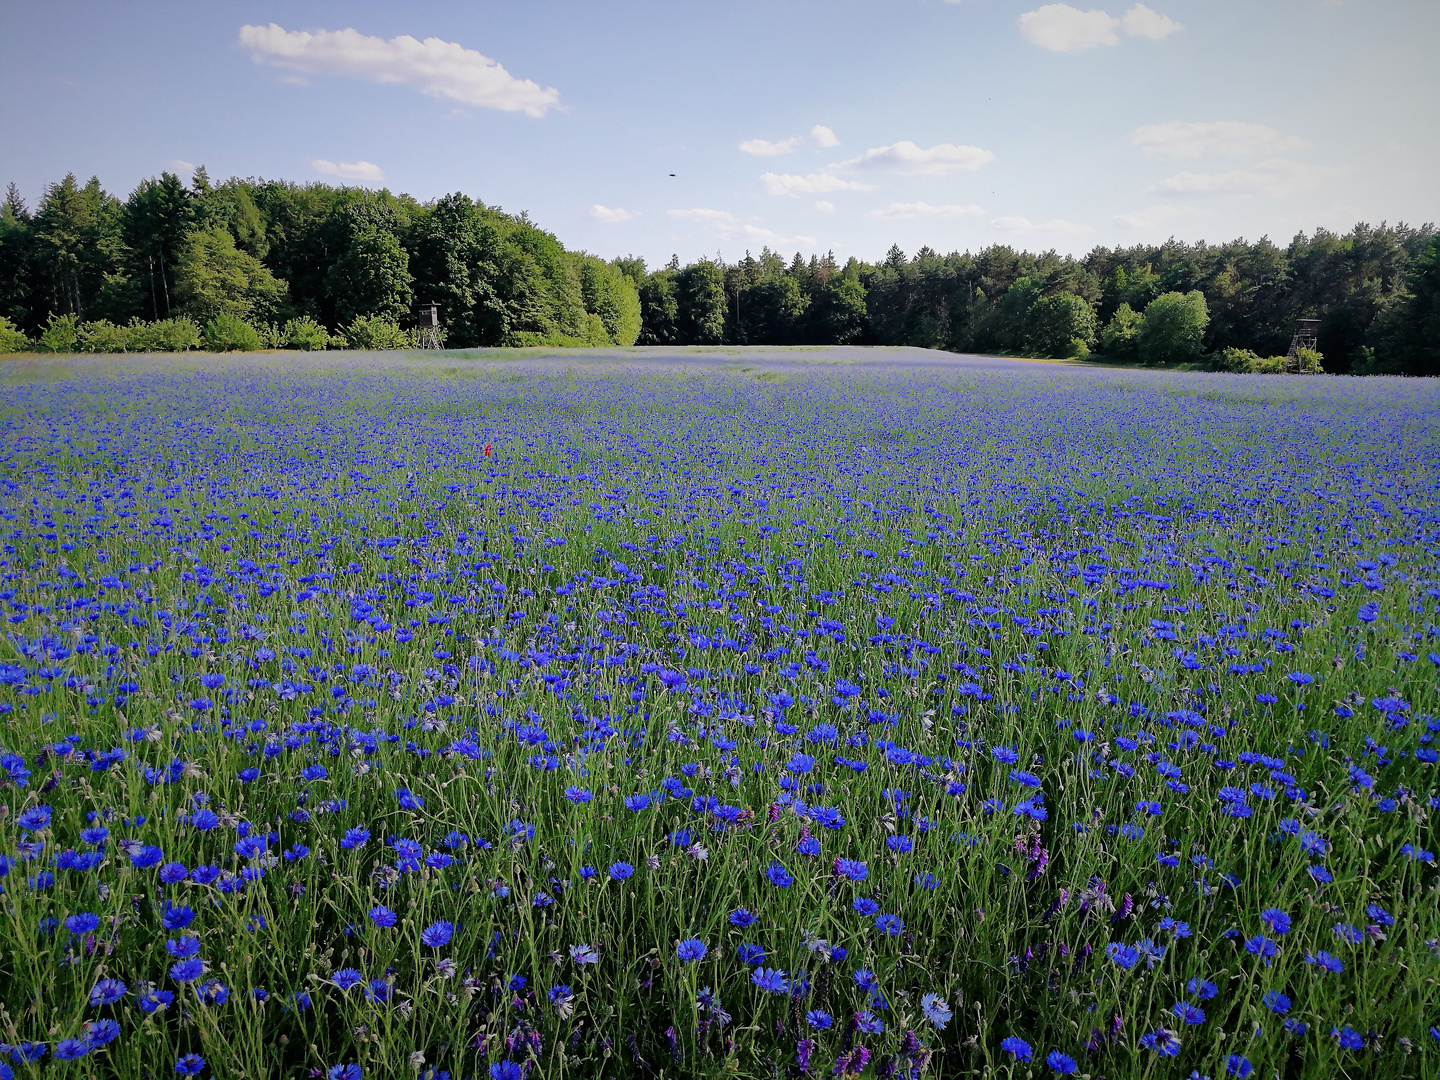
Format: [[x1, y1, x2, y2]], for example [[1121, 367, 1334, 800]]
[[0, 346, 1436, 1080]]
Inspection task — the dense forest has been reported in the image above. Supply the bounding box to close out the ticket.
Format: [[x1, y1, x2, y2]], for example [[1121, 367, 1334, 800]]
[[1, 169, 1436, 374]]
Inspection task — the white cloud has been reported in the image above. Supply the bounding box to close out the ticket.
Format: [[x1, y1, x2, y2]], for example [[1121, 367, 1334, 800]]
[[1121, 3, 1181, 38], [238, 23, 560, 116], [1133, 121, 1305, 159], [814, 200, 836, 213], [312, 159, 383, 182], [667, 208, 815, 247], [868, 201, 986, 220], [990, 215, 1092, 236], [1148, 158, 1328, 198], [740, 124, 840, 156], [841, 140, 995, 175], [1112, 203, 1215, 229], [1018, 3, 1179, 52], [668, 208, 736, 226], [164, 159, 196, 176], [590, 204, 637, 223], [760, 171, 877, 196]]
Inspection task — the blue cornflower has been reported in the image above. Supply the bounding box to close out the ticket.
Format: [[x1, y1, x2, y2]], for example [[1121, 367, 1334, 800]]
[[1243, 935, 1278, 964], [856, 1011, 885, 1034], [161, 903, 195, 930], [1224, 1053, 1253, 1076], [874, 913, 904, 936], [55, 1038, 90, 1061], [166, 935, 201, 958], [992, 745, 1019, 764], [806, 1009, 833, 1030], [1139, 1029, 1181, 1056], [87, 1018, 120, 1046], [676, 938, 707, 962], [886, 835, 913, 854], [421, 921, 454, 948], [1260, 908, 1291, 935], [1261, 991, 1291, 1015], [921, 992, 952, 1027], [564, 786, 593, 804], [368, 905, 397, 928], [340, 828, 370, 849], [766, 861, 794, 888], [17, 805, 53, 831], [1172, 1002, 1205, 1025], [1187, 977, 1219, 1000], [1106, 943, 1140, 970], [1304, 950, 1344, 973], [609, 861, 635, 881], [751, 967, 789, 994], [489, 1063, 524, 1080], [729, 907, 758, 927], [853, 968, 878, 991], [736, 943, 767, 966], [170, 958, 205, 983], [1046, 1050, 1078, 1075], [332, 968, 364, 990], [834, 858, 867, 881], [65, 912, 100, 934], [328, 1065, 363, 1080], [1000, 1037, 1032, 1061], [137, 989, 174, 1013], [90, 979, 128, 1008], [175, 1054, 207, 1075], [570, 943, 600, 965], [852, 897, 879, 916]]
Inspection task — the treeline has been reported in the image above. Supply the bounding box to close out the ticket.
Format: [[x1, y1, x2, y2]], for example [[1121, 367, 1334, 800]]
[[0, 170, 642, 352], [1, 169, 1436, 374]]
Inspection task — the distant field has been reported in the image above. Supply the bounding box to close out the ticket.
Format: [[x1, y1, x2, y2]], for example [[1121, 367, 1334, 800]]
[[0, 348, 1436, 1080]]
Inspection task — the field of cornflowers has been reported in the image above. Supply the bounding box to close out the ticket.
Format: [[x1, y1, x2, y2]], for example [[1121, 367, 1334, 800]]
[[0, 346, 1437, 1080]]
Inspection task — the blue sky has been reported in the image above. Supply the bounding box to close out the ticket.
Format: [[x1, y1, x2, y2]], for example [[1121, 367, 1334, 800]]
[[1, 0, 1435, 267]]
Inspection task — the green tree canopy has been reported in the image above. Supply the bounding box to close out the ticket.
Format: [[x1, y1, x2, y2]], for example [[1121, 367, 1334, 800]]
[[174, 225, 288, 324], [326, 218, 414, 325], [1139, 290, 1209, 366], [675, 261, 726, 345]]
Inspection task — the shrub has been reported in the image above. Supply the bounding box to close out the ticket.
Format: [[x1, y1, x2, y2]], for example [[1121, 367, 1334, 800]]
[[1211, 346, 1324, 375], [1138, 291, 1208, 366], [130, 317, 201, 352], [1100, 303, 1142, 362], [0, 316, 30, 354], [1213, 347, 1261, 373], [283, 316, 331, 351], [203, 314, 262, 352], [39, 313, 79, 353], [77, 320, 133, 354], [344, 315, 411, 350]]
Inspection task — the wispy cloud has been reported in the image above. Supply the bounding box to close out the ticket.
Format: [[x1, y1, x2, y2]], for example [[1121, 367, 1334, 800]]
[[1018, 3, 1180, 52], [239, 23, 560, 116], [990, 215, 1092, 236], [740, 125, 840, 157], [667, 208, 815, 247], [1148, 158, 1331, 198], [759, 172, 876, 196], [869, 201, 986, 220], [590, 204, 638, 223], [164, 159, 196, 176], [1133, 121, 1305, 159], [841, 141, 994, 175], [312, 159, 383, 182]]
